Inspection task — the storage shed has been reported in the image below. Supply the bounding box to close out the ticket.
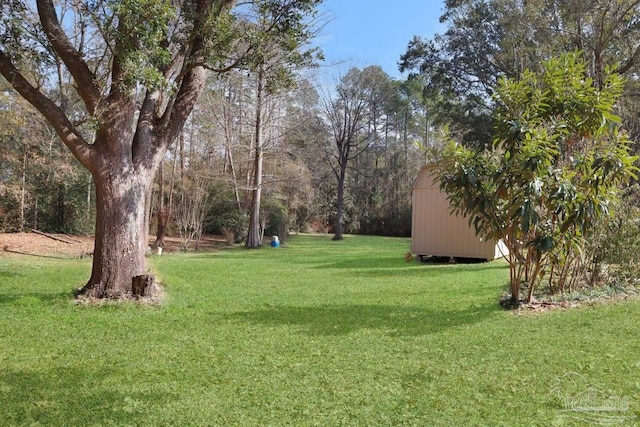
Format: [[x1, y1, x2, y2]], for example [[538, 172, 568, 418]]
[[411, 165, 505, 261]]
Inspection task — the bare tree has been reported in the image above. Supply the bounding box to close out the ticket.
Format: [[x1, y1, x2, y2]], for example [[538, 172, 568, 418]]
[[176, 175, 210, 250], [321, 68, 376, 240]]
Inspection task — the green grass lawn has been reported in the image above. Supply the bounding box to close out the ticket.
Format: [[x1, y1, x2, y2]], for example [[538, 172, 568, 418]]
[[1, 234, 640, 426]]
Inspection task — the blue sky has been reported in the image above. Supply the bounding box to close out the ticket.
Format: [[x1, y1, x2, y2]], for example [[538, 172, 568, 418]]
[[316, 0, 445, 79]]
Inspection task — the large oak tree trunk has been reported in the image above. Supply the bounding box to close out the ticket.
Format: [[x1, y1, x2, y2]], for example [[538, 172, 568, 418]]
[[77, 165, 154, 298]]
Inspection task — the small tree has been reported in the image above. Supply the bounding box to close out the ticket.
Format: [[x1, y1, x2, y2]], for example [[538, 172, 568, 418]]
[[435, 52, 637, 304], [176, 175, 210, 251]]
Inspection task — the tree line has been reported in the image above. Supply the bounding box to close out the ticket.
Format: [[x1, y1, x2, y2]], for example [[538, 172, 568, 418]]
[[1, 63, 428, 242]]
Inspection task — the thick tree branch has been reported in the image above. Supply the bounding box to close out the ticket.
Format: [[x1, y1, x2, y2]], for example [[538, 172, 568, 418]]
[[160, 0, 216, 142], [108, 20, 131, 97], [163, 65, 207, 144], [132, 89, 163, 168], [205, 47, 252, 73], [36, 0, 100, 115], [617, 43, 640, 75], [0, 50, 95, 169]]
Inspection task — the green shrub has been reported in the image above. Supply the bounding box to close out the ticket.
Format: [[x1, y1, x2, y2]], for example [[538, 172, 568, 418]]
[[205, 191, 247, 244]]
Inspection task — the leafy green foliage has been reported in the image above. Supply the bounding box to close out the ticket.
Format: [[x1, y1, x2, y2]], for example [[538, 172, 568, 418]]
[[241, 0, 323, 93], [401, 0, 640, 149], [108, 0, 175, 88], [436, 52, 638, 303], [261, 196, 288, 237], [0, 0, 26, 49], [205, 189, 248, 243], [399, 0, 509, 147], [201, 6, 241, 70]]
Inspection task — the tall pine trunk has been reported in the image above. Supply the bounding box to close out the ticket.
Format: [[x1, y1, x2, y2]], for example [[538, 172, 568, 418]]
[[246, 67, 264, 249], [333, 163, 347, 241], [19, 149, 27, 232]]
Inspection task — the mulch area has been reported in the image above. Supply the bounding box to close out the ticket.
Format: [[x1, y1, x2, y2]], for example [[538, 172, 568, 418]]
[[0, 232, 227, 259]]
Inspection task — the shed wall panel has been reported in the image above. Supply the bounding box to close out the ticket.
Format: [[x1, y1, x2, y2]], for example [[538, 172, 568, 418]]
[[411, 165, 497, 260]]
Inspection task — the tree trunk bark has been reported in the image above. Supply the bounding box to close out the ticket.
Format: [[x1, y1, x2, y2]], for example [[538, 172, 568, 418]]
[[167, 150, 177, 229], [86, 176, 92, 220], [19, 149, 27, 233], [155, 161, 166, 247], [143, 183, 152, 252], [0, 0, 217, 300], [76, 166, 153, 298], [333, 163, 346, 241], [246, 67, 265, 249], [132, 274, 155, 298], [32, 197, 38, 230], [226, 143, 242, 210]]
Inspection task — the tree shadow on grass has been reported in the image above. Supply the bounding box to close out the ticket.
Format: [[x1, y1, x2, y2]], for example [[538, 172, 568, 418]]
[[0, 270, 21, 279], [230, 303, 496, 337], [313, 257, 506, 271], [0, 291, 72, 306], [0, 367, 173, 426], [311, 258, 508, 280]]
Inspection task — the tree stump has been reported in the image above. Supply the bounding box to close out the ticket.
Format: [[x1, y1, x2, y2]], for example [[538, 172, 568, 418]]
[[132, 274, 155, 297]]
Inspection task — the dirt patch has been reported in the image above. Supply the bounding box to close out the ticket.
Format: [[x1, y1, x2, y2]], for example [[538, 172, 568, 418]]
[[152, 234, 229, 253], [0, 232, 228, 259], [0, 232, 94, 258], [505, 294, 640, 316]]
